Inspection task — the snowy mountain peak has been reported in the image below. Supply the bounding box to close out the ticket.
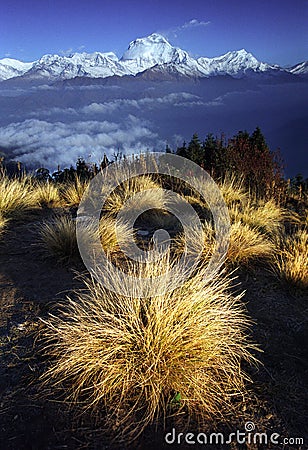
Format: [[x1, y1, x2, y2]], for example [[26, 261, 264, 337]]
[[288, 61, 308, 75], [139, 33, 170, 44], [0, 57, 34, 70], [25, 51, 125, 79], [122, 33, 173, 61], [235, 48, 250, 55], [0, 33, 303, 82], [197, 48, 275, 76], [0, 58, 34, 81], [124, 33, 170, 52], [121, 33, 192, 74]]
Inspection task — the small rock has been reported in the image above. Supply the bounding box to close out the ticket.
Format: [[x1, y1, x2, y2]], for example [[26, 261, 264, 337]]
[[137, 230, 149, 236]]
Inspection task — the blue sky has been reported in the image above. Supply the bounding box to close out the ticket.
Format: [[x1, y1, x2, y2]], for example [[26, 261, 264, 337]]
[[1, 0, 307, 66]]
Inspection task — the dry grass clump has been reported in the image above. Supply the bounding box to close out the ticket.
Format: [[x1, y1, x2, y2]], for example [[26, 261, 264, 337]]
[[302, 210, 308, 227], [39, 213, 134, 262], [227, 221, 274, 266], [174, 220, 273, 268], [40, 259, 258, 440], [61, 177, 90, 207], [33, 182, 62, 208], [273, 228, 308, 289], [173, 223, 215, 263], [99, 215, 135, 254], [104, 175, 162, 215], [137, 209, 181, 232], [229, 199, 287, 237], [39, 215, 79, 263], [0, 174, 37, 217], [218, 175, 247, 207]]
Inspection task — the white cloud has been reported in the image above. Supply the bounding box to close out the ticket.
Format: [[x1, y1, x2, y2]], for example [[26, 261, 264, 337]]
[[60, 48, 74, 56], [81, 93, 202, 115], [181, 19, 211, 30], [0, 117, 162, 169], [82, 99, 140, 114], [59, 45, 86, 56], [162, 19, 211, 38]]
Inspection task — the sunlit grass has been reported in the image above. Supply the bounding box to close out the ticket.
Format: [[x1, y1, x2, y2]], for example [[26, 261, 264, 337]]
[[229, 199, 291, 237], [33, 182, 62, 208], [0, 174, 37, 217], [174, 220, 273, 268], [99, 215, 135, 254], [227, 221, 274, 266], [39, 213, 135, 263], [104, 175, 162, 216], [40, 258, 258, 440], [273, 228, 308, 289], [61, 177, 90, 207], [218, 174, 248, 207]]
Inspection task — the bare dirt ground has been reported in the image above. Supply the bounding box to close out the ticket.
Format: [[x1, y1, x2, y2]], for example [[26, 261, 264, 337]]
[[0, 209, 307, 449]]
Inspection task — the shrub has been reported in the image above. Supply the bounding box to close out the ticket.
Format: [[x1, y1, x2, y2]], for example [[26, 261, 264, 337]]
[[176, 128, 284, 200]]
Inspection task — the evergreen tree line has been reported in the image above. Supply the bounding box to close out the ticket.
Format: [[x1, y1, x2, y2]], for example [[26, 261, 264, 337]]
[[173, 127, 285, 199]]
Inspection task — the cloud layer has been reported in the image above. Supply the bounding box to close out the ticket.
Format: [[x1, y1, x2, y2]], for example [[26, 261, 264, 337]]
[[0, 78, 306, 177], [0, 116, 164, 169], [0, 89, 226, 169]]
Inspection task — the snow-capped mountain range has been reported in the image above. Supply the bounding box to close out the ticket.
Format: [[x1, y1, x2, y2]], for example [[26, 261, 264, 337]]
[[0, 33, 306, 82]]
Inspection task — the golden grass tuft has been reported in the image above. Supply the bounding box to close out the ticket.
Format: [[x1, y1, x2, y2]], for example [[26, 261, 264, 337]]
[[33, 182, 62, 207], [0, 174, 37, 217], [104, 175, 162, 215], [173, 222, 214, 263], [39, 213, 134, 262], [40, 259, 258, 440], [229, 199, 288, 237], [227, 221, 274, 266], [99, 215, 135, 254], [39, 215, 79, 263], [218, 175, 248, 207], [61, 177, 90, 207], [273, 228, 308, 289], [174, 220, 273, 268]]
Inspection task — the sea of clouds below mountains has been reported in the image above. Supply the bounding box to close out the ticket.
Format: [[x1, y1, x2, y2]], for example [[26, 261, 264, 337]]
[[0, 75, 306, 177]]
